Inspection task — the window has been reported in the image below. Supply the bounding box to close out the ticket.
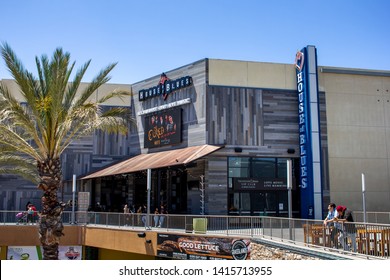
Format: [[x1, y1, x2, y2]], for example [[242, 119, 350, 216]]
[[227, 157, 298, 217], [228, 157, 286, 179], [252, 158, 276, 178]]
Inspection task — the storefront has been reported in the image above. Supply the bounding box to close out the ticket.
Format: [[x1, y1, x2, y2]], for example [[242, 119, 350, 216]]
[[5, 45, 388, 218], [84, 52, 309, 217], [83, 145, 223, 214]]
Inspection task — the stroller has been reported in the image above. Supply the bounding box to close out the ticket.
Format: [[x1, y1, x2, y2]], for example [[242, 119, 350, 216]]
[[16, 211, 27, 224]]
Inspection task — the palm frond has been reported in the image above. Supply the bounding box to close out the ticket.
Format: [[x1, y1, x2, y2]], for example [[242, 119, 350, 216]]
[[97, 89, 131, 104], [0, 83, 46, 157], [0, 148, 39, 184], [0, 153, 36, 169], [75, 62, 117, 106], [0, 167, 40, 184], [63, 60, 91, 111], [0, 125, 42, 160]]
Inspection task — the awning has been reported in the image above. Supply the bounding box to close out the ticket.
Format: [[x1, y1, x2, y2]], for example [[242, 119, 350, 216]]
[[82, 144, 223, 180]]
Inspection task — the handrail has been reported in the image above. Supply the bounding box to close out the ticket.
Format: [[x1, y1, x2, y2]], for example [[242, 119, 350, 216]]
[[1, 210, 389, 259]]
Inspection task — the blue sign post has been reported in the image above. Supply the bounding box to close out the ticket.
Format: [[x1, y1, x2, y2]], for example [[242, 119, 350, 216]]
[[295, 46, 323, 219]]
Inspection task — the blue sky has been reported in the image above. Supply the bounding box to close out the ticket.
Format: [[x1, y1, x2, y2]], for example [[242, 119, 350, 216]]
[[1, 0, 389, 84]]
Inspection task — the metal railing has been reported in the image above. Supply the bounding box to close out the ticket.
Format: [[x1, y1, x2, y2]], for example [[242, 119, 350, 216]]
[[354, 211, 390, 224], [2, 210, 389, 225], [1, 210, 389, 258]]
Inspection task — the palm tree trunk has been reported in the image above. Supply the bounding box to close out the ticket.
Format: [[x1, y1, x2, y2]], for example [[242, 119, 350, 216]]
[[37, 158, 65, 260]]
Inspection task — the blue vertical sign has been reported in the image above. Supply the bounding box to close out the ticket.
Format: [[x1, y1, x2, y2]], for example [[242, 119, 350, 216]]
[[295, 46, 323, 219]]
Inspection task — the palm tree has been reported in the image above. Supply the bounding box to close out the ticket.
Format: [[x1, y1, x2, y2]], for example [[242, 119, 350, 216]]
[[0, 43, 134, 259]]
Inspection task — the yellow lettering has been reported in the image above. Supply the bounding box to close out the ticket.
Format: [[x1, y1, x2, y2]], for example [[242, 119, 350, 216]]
[[148, 126, 165, 141]]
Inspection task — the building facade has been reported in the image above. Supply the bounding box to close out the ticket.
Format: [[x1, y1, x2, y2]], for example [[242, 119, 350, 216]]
[[1, 46, 389, 218]]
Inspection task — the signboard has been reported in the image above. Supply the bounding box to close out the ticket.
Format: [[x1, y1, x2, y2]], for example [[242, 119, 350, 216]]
[[295, 45, 323, 219], [139, 73, 192, 101], [144, 108, 182, 148], [59, 246, 82, 260], [295, 49, 311, 191], [7, 246, 82, 260], [77, 192, 90, 223], [234, 178, 294, 191], [7, 246, 40, 260], [157, 234, 250, 260], [137, 98, 191, 116]]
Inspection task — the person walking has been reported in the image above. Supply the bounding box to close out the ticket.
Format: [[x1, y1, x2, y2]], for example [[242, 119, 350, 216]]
[[94, 202, 102, 224], [334, 205, 357, 252], [123, 204, 130, 226], [136, 206, 142, 226], [157, 205, 168, 228], [26, 204, 34, 224], [25, 201, 31, 211], [154, 207, 160, 227], [141, 204, 147, 228]]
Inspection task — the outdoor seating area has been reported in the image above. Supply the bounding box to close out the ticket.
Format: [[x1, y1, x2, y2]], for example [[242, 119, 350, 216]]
[[303, 224, 333, 247], [356, 225, 390, 257], [303, 223, 390, 257]]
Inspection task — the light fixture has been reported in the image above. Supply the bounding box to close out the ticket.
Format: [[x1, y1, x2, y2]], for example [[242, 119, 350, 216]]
[[287, 148, 295, 154], [137, 232, 146, 238]]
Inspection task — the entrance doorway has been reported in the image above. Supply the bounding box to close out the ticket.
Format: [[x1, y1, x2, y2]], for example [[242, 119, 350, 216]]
[[132, 168, 187, 214]]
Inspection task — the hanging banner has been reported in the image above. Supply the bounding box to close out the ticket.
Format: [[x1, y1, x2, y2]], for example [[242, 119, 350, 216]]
[[157, 233, 250, 260], [7, 246, 82, 260], [7, 246, 41, 260]]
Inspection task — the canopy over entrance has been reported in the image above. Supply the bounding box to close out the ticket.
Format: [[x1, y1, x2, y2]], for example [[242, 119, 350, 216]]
[[82, 144, 222, 180]]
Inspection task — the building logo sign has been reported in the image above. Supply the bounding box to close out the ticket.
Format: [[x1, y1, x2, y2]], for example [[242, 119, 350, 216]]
[[231, 240, 249, 260], [295, 50, 304, 71], [295, 46, 323, 220], [139, 73, 192, 101], [296, 49, 308, 190]]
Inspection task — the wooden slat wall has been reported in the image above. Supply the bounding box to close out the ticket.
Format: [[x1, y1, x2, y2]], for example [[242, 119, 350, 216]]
[[205, 156, 228, 214], [204, 87, 328, 214], [204, 86, 300, 214], [130, 59, 208, 153], [206, 86, 299, 150]]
